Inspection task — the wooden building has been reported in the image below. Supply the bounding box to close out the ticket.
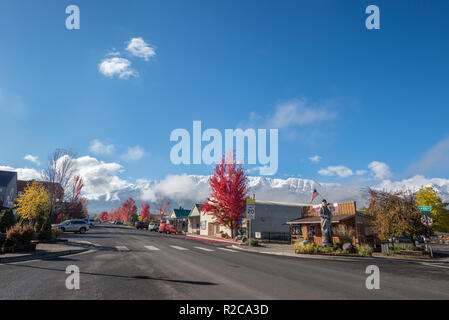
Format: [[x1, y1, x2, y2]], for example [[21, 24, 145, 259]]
[[286, 201, 378, 247]]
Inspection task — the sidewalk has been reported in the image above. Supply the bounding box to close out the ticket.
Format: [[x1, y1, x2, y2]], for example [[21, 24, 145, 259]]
[[231, 242, 449, 263], [0, 240, 93, 264]]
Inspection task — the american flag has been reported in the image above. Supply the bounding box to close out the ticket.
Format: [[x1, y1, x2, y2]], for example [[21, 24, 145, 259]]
[[310, 189, 320, 204]]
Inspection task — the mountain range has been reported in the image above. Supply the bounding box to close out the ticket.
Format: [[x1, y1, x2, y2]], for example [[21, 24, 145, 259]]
[[86, 174, 449, 215]]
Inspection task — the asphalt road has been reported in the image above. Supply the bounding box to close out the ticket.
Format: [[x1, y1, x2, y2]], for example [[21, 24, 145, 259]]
[[1, 225, 449, 300]]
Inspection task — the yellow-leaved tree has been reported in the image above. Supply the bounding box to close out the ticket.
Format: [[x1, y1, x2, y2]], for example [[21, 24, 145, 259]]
[[15, 181, 50, 223], [415, 186, 449, 233]]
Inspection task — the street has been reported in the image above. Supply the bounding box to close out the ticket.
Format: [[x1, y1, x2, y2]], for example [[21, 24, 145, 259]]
[[1, 225, 449, 300]]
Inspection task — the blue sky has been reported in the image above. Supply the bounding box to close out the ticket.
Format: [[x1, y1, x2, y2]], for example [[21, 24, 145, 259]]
[[1, 0, 449, 187]]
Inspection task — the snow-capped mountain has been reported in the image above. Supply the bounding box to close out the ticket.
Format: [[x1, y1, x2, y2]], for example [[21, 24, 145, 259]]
[[87, 174, 449, 215]]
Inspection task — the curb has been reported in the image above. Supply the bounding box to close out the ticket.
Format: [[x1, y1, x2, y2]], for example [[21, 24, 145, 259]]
[[0, 248, 90, 264], [0, 239, 99, 264], [230, 245, 449, 264]]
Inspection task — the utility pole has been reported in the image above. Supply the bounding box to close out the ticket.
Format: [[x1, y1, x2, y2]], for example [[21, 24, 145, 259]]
[[248, 193, 255, 247]]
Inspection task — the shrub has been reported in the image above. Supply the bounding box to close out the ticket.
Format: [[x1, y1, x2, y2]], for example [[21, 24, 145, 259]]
[[296, 243, 319, 254], [52, 228, 61, 238], [38, 216, 53, 241], [6, 224, 35, 245], [0, 209, 17, 233], [390, 243, 410, 254], [335, 225, 355, 248], [245, 239, 259, 246], [357, 245, 373, 257]]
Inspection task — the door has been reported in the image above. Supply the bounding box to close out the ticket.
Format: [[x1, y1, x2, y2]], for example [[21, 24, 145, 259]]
[[208, 223, 215, 236]]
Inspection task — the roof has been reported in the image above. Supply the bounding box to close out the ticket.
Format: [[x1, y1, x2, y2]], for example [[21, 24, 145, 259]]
[[287, 214, 356, 225], [0, 171, 17, 187], [189, 203, 204, 217], [172, 209, 191, 218], [17, 180, 64, 196]]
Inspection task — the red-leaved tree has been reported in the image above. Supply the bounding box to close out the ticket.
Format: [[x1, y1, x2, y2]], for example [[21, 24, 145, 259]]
[[201, 153, 249, 238], [118, 198, 137, 222], [99, 211, 109, 221], [141, 202, 150, 221]]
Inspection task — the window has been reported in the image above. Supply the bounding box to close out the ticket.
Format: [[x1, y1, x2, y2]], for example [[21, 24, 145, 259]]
[[292, 225, 302, 236], [309, 226, 315, 237]]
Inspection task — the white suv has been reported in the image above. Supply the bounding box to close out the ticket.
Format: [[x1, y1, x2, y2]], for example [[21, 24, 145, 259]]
[[52, 220, 90, 234]]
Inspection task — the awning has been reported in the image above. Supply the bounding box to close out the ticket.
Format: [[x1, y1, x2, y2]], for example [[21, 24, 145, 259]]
[[287, 214, 356, 225]]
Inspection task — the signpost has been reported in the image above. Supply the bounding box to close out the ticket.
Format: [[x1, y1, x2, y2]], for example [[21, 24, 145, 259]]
[[246, 198, 256, 247], [418, 206, 433, 258]]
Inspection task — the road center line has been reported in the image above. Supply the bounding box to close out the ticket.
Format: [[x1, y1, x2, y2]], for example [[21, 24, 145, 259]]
[[145, 246, 160, 251], [218, 248, 238, 253], [116, 246, 129, 251], [195, 247, 214, 252], [170, 245, 189, 251]]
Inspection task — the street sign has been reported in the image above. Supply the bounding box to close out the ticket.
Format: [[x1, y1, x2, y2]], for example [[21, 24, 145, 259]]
[[418, 206, 431, 216], [421, 215, 433, 226], [246, 199, 256, 220]]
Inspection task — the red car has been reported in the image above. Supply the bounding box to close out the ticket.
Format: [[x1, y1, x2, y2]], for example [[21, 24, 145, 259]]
[[165, 225, 178, 234], [159, 223, 177, 234]]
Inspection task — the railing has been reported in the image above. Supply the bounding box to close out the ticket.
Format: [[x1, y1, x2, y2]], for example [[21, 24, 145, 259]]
[[256, 232, 291, 242]]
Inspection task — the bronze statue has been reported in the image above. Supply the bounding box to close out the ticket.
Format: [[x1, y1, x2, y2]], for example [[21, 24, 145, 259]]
[[319, 199, 333, 246]]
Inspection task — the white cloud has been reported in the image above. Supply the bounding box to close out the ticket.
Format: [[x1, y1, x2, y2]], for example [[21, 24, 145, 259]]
[[266, 98, 336, 129], [89, 139, 115, 155], [24, 154, 40, 165], [98, 57, 138, 79], [71, 156, 131, 201], [126, 37, 156, 61], [368, 161, 393, 179], [318, 166, 353, 178], [122, 146, 145, 161], [374, 175, 449, 197], [107, 48, 121, 56], [138, 174, 210, 204], [0, 165, 41, 180], [356, 170, 367, 176], [309, 155, 322, 163], [408, 136, 449, 174]]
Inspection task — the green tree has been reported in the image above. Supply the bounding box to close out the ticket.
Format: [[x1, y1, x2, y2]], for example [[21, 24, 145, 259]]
[[367, 189, 427, 242], [0, 209, 17, 233], [129, 213, 138, 224], [415, 186, 449, 233]]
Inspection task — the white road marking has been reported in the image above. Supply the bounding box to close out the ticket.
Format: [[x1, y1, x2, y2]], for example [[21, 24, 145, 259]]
[[145, 246, 160, 251], [419, 262, 449, 269], [116, 246, 129, 251], [195, 247, 214, 252], [170, 245, 189, 251], [218, 248, 238, 253]]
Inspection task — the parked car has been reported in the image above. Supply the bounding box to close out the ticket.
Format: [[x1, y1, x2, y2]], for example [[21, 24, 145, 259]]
[[158, 222, 167, 233], [52, 220, 90, 234], [165, 225, 178, 234], [135, 221, 148, 230], [148, 222, 160, 231], [83, 219, 96, 227]]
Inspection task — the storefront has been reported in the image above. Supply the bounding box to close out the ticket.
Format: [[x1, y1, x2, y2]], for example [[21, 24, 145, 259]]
[[287, 201, 378, 247]]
